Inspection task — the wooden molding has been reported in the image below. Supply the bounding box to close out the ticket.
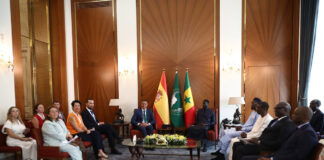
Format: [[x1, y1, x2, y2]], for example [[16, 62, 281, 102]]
[[71, 0, 119, 123], [49, 0, 69, 117], [11, 0, 25, 119], [290, 0, 300, 112]]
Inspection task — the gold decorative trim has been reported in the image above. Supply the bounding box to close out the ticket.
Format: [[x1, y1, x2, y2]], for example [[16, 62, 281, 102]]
[[214, 0, 217, 57], [24, 0, 54, 107], [112, 0, 115, 32], [139, 0, 143, 97], [73, 2, 79, 99], [214, 0, 217, 108], [242, 0, 247, 122], [76, 0, 112, 3], [29, 0, 37, 105], [46, 0, 54, 104]]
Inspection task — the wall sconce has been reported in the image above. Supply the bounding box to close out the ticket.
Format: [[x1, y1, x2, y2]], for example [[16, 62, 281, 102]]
[[0, 34, 14, 72], [221, 49, 240, 72], [222, 63, 240, 72], [118, 56, 135, 77]]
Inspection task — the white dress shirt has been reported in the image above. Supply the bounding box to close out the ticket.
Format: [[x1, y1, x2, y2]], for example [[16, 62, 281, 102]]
[[246, 113, 273, 139]]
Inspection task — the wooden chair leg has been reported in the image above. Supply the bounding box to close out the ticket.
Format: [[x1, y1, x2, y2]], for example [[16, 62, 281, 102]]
[[16, 151, 22, 160], [82, 151, 87, 160]]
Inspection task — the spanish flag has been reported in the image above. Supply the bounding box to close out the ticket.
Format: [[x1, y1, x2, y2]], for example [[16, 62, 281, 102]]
[[183, 71, 195, 127], [153, 71, 170, 129]]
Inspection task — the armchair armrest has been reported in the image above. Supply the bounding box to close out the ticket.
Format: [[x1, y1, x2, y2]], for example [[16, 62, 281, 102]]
[[214, 108, 219, 140], [38, 146, 62, 157]]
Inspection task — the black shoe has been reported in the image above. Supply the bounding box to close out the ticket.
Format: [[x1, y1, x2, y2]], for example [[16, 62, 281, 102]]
[[211, 149, 221, 155], [111, 149, 122, 155], [117, 138, 123, 144], [214, 153, 225, 160], [144, 147, 155, 151], [202, 147, 207, 152]]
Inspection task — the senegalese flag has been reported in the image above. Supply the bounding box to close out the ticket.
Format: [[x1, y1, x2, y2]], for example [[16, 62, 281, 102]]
[[153, 71, 170, 129], [170, 71, 185, 127], [183, 71, 195, 127]]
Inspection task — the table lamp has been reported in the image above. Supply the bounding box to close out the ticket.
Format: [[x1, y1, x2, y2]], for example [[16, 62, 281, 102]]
[[228, 97, 245, 124], [109, 99, 124, 124]]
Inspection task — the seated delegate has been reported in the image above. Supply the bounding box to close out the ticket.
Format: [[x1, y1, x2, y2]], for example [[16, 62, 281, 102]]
[[131, 100, 156, 137], [42, 106, 82, 160], [81, 98, 121, 154], [32, 103, 46, 129], [211, 97, 261, 157], [2, 107, 37, 160], [66, 100, 108, 159], [187, 99, 215, 152], [241, 107, 318, 160]]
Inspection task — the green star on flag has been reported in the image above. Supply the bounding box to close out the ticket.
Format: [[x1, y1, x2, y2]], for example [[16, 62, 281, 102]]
[[183, 71, 195, 127], [184, 96, 191, 104]]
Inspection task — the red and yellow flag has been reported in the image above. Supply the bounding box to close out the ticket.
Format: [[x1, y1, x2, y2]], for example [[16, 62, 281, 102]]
[[153, 71, 170, 129], [183, 71, 195, 127]]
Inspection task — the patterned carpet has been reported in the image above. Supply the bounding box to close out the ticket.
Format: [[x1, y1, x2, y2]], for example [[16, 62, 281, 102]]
[[2, 139, 219, 160], [89, 139, 219, 160]]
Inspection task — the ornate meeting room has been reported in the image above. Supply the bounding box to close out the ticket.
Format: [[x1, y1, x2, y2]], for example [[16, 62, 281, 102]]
[[0, 0, 324, 160]]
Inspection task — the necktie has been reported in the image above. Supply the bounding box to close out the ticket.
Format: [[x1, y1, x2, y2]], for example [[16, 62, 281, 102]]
[[143, 110, 147, 123], [90, 110, 97, 121]]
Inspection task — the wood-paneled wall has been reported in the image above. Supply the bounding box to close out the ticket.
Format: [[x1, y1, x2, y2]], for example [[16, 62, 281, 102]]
[[72, 0, 118, 123], [11, 0, 25, 119], [137, 0, 220, 111], [11, 0, 68, 119], [242, 0, 299, 120], [32, 0, 53, 108], [50, 0, 68, 117]]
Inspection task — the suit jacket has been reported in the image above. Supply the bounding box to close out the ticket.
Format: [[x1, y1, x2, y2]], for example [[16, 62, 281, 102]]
[[310, 109, 324, 133], [259, 116, 295, 151], [273, 123, 318, 160], [131, 109, 155, 127], [42, 119, 70, 146], [81, 108, 99, 129], [195, 108, 216, 129], [58, 111, 66, 122]]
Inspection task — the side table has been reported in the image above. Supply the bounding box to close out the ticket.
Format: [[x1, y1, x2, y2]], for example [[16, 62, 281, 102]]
[[112, 122, 130, 138]]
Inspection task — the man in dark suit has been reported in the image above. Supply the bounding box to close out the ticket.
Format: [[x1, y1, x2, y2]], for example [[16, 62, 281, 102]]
[[81, 98, 121, 154], [231, 102, 295, 160], [53, 101, 66, 122], [187, 99, 215, 152], [309, 99, 324, 133], [131, 100, 156, 137], [241, 106, 318, 160]]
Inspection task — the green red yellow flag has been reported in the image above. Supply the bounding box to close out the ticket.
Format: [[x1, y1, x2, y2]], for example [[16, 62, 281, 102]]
[[153, 71, 170, 129], [183, 71, 195, 127], [170, 71, 185, 127]]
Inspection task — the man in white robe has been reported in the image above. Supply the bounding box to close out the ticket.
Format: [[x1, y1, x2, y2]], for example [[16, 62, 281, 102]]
[[211, 101, 273, 160]]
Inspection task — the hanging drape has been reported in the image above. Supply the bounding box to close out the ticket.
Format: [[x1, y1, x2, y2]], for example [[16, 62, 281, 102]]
[[298, 0, 320, 106]]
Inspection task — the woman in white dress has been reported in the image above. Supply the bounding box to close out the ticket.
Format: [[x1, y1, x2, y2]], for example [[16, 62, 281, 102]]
[[1, 107, 37, 160], [42, 106, 82, 160]]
